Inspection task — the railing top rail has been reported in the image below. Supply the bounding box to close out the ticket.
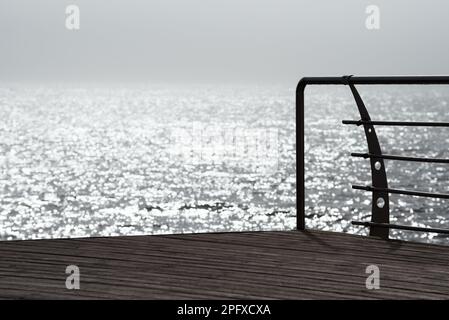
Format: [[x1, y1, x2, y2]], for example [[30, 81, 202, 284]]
[[298, 76, 449, 86]]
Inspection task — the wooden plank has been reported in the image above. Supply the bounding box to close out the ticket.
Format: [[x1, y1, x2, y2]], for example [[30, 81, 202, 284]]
[[1, 230, 449, 299]]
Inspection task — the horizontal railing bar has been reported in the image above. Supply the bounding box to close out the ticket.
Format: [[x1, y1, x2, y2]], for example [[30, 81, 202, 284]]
[[352, 185, 449, 199], [342, 120, 449, 127], [352, 221, 449, 234], [351, 152, 449, 164], [299, 76, 449, 86]]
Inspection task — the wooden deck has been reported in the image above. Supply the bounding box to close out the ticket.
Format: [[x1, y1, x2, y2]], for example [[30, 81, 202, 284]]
[[1, 230, 449, 299]]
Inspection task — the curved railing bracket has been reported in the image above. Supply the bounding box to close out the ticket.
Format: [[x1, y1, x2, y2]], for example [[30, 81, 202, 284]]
[[343, 78, 390, 239]]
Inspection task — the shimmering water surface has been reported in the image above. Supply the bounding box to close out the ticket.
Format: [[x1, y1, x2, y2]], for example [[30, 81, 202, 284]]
[[0, 84, 296, 240], [2, 84, 449, 244]]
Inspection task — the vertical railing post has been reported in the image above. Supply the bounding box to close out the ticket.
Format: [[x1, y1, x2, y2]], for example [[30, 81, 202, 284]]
[[296, 79, 307, 230]]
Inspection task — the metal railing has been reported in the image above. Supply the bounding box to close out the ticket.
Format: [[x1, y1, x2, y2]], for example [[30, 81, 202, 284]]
[[296, 75, 449, 239]]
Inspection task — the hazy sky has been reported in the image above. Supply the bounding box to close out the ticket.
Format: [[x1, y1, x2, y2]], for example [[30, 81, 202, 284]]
[[1, 0, 449, 83]]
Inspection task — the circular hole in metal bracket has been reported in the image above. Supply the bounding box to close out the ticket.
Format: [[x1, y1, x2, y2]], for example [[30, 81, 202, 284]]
[[376, 197, 385, 209], [374, 161, 382, 170]]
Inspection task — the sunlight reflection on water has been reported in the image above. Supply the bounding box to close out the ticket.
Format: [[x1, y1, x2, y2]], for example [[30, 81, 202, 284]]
[[2, 84, 449, 244], [0, 85, 296, 240]]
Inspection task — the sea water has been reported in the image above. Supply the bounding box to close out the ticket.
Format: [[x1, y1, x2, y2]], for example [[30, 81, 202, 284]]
[[1, 84, 449, 244]]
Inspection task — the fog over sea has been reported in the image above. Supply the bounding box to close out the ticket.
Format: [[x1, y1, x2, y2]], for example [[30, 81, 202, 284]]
[[1, 84, 449, 244]]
